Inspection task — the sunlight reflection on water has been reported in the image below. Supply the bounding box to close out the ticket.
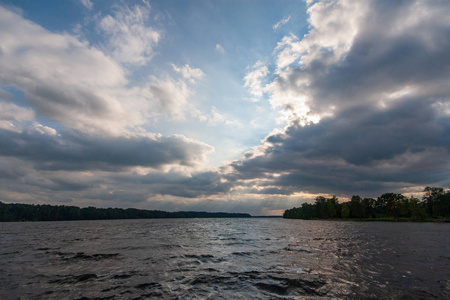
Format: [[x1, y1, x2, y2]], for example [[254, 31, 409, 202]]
[[0, 218, 449, 299]]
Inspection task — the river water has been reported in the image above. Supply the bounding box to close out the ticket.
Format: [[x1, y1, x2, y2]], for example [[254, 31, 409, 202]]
[[0, 218, 449, 299]]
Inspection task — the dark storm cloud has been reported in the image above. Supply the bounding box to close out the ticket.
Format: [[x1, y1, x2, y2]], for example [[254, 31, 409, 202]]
[[47, 177, 96, 192], [272, 1, 450, 115], [230, 0, 450, 197], [0, 151, 230, 204], [30, 83, 114, 121], [0, 128, 212, 171], [230, 98, 450, 196], [284, 98, 443, 165], [0, 158, 29, 179], [109, 170, 233, 198], [249, 187, 295, 196]]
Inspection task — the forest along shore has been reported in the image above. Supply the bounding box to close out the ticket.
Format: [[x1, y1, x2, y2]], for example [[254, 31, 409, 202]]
[[0, 203, 251, 222], [284, 187, 450, 221]]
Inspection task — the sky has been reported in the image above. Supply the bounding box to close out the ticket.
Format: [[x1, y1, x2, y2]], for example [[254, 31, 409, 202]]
[[1, 0, 450, 216]]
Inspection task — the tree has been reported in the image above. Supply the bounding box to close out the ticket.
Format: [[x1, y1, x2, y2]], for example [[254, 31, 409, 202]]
[[327, 196, 338, 218], [408, 197, 427, 221], [341, 203, 350, 218], [422, 187, 445, 217], [397, 197, 411, 218], [362, 198, 376, 218], [315, 196, 328, 219], [377, 193, 408, 219], [350, 195, 365, 218], [423, 187, 450, 218], [300, 203, 316, 219]]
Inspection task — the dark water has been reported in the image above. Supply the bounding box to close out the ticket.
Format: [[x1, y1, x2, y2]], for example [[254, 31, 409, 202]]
[[0, 219, 449, 299]]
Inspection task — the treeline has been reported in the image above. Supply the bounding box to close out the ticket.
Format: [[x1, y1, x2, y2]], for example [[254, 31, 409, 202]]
[[283, 187, 450, 221], [0, 202, 251, 222]]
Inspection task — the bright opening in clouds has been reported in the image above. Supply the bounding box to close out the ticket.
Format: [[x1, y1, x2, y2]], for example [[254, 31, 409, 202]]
[[1, 0, 449, 215]]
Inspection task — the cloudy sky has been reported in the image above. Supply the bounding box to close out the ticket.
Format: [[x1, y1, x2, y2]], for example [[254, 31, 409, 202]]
[[1, 0, 449, 215]]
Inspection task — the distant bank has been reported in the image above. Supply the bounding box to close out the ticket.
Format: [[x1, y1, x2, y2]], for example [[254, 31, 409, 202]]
[[0, 202, 251, 222], [283, 187, 450, 221]]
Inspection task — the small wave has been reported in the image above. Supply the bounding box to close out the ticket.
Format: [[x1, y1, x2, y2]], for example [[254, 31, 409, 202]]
[[265, 274, 328, 296], [139, 291, 164, 298], [101, 285, 128, 293], [36, 247, 53, 251], [112, 272, 137, 279], [183, 254, 225, 263], [71, 252, 120, 260], [190, 274, 234, 285], [256, 281, 289, 295], [135, 282, 162, 290], [284, 245, 312, 253], [35, 289, 71, 299], [219, 237, 237, 240], [160, 244, 183, 249], [231, 251, 253, 256], [50, 273, 97, 284], [52, 251, 121, 261], [74, 296, 111, 300], [0, 251, 20, 255], [184, 254, 214, 259], [115, 245, 147, 251], [225, 242, 246, 246]]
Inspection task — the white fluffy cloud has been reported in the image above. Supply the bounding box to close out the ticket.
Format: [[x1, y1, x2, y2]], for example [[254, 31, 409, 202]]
[[172, 64, 205, 83], [143, 75, 191, 119], [243, 61, 269, 100], [0, 3, 218, 206], [231, 0, 450, 197], [273, 15, 291, 31], [275, 0, 365, 71], [80, 0, 93, 10], [0, 6, 207, 135], [0, 6, 146, 135], [215, 44, 226, 54], [0, 102, 34, 132], [264, 0, 450, 123], [98, 3, 160, 66]]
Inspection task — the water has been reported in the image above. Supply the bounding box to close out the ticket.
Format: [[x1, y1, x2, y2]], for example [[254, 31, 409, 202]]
[[0, 219, 449, 299]]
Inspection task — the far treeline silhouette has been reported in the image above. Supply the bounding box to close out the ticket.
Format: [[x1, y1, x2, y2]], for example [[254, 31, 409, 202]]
[[284, 187, 450, 221], [0, 203, 251, 222]]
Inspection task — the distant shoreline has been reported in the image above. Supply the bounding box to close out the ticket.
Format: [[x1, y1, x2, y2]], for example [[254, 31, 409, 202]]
[[283, 188, 450, 221], [285, 217, 450, 223], [0, 201, 251, 222]]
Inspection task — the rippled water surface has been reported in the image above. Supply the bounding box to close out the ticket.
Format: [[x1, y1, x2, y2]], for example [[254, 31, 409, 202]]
[[1, 218, 449, 299]]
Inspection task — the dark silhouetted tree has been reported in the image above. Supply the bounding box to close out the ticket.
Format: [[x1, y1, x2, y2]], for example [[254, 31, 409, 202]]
[[327, 196, 338, 218], [341, 203, 350, 218], [315, 196, 328, 219], [350, 195, 365, 218]]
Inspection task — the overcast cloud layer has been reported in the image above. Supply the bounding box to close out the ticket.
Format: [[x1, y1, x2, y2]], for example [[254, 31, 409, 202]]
[[1, 0, 449, 215], [233, 0, 450, 199]]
